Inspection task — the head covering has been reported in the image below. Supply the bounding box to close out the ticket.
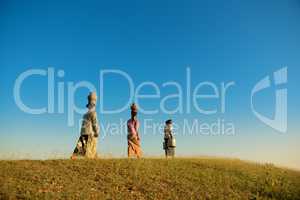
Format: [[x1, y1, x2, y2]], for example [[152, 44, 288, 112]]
[[86, 92, 97, 108], [166, 119, 172, 124], [130, 103, 138, 113]]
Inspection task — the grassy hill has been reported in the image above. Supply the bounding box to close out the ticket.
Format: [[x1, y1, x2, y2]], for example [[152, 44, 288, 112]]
[[0, 158, 300, 200]]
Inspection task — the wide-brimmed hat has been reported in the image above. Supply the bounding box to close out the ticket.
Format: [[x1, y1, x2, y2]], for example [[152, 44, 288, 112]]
[[86, 92, 97, 107], [130, 103, 138, 113]]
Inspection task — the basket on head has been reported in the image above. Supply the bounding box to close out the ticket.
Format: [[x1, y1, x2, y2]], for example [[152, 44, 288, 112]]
[[130, 103, 138, 113], [166, 119, 173, 125], [86, 92, 97, 107]]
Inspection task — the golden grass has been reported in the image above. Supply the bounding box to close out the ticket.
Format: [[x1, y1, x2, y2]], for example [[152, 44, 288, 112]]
[[0, 158, 299, 200]]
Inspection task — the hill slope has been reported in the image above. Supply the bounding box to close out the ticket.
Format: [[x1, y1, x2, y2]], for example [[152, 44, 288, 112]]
[[0, 158, 299, 200]]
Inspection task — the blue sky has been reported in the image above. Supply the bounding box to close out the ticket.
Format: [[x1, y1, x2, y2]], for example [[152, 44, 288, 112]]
[[0, 0, 300, 169]]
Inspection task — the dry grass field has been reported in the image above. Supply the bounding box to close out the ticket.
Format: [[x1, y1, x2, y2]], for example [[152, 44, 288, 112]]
[[0, 158, 300, 200]]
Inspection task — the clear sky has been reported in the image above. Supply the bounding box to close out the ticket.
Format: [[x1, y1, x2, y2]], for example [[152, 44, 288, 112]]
[[0, 0, 299, 169]]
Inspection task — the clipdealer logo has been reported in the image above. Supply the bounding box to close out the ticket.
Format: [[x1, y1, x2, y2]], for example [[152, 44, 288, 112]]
[[12, 67, 288, 134], [251, 67, 288, 133]]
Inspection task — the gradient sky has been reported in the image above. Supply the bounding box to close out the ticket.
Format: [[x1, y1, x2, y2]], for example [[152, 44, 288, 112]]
[[0, 0, 299, 169]]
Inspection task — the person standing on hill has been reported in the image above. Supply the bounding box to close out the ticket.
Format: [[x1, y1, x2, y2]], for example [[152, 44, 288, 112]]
[[163, 119, 176, 158], [71, 92, 99, 159], [127, 103, 142, 158]]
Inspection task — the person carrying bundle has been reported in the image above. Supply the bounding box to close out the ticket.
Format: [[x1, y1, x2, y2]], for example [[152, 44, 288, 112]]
[[163, 119, 176, 158], [127, 103, 142, 158], [71, 92, 99, 159]]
